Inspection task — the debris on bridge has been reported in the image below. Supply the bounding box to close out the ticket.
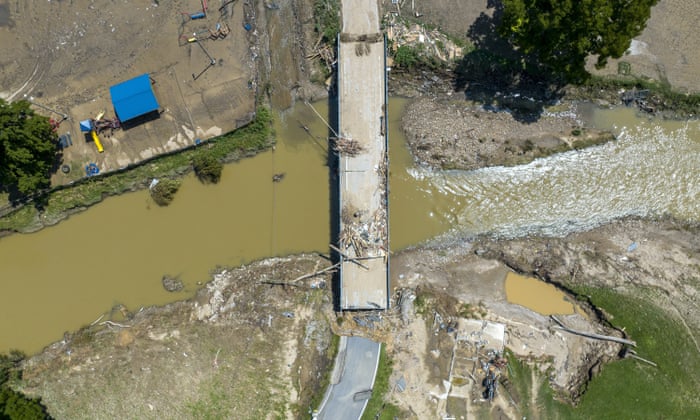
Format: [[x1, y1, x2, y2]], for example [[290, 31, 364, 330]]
[[339, 206, 387, 258], [332, 135, 365, 156]]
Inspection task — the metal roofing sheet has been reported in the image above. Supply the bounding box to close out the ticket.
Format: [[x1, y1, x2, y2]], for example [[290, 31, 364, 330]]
[[109, 74, 159, 122]]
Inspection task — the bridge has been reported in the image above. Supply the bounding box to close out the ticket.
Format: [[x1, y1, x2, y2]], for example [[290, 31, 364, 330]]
[[335, 0, 390, 311], [315, 1, 388, 417]]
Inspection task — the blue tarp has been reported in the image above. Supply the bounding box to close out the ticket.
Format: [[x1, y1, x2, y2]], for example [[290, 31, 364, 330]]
[[79, 119, 93, 132], [109, 74, 159, 123]]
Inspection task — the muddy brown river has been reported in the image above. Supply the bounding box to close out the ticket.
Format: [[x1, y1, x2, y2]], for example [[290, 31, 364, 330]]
[[1, 99, 698, 354]]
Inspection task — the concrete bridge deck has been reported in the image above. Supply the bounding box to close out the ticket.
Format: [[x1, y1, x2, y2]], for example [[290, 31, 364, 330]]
[[336, 0, 390, 310]]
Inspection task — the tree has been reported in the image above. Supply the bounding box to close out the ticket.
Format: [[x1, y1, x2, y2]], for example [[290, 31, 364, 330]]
[[0, 99, 58, 196], [0, 352, 52, 419], [498, 0, 659, 81]]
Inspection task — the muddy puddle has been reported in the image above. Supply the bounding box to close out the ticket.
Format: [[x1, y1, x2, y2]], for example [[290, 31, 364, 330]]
[[505, 272, 575, 315], [1, 99, 698, 354]]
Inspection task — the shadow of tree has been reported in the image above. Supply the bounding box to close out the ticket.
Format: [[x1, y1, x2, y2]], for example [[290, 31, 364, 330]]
[[453, 1, 566, 122]]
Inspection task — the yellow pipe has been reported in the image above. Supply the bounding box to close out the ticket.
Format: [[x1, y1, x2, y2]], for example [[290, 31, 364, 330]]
[[91, 130, 104, 153]]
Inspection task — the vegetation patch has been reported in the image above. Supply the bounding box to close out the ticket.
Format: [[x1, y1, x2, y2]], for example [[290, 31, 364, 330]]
[[192, 154, 223, 184], [361, 345, 401, 420], [149, 178, 181, 206], [1, 352, 52, 419], [568, 75, 700, 117], [313, 0, 340, 45], [505, 289, 700, 419]]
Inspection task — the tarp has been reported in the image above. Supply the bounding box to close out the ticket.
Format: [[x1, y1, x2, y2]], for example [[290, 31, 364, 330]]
[[109, 74, 160, 123], [79, 119, 93, 132]]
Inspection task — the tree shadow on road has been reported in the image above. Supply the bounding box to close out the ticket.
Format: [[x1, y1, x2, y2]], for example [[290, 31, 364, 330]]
[[453, 1, 566, 123]]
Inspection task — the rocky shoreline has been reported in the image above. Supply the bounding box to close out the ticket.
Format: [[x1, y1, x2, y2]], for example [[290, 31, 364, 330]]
[[400, 93, 613, 170]]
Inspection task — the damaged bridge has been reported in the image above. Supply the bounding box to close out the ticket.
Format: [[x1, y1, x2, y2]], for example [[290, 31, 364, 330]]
[[335, 0, 390, 311]]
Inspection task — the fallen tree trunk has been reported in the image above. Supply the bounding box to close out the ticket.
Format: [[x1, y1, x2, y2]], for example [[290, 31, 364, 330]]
[[551, 315, 636, 347]]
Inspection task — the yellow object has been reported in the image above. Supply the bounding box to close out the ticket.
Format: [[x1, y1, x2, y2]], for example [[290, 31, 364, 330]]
[[187, 37, 197, 43], [91, 130, 104, 153], [95, 110, 105, 120]]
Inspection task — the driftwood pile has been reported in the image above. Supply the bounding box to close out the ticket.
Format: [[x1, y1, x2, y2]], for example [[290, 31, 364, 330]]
[[332, 136, 365, 156], [306, 33, 337, 74]]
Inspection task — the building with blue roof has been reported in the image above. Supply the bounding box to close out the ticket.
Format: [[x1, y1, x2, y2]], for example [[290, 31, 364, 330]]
[[109, 74, 160, 123]]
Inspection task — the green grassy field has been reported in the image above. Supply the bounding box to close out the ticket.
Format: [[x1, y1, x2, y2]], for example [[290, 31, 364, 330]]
[[508, 288, 700, 419]]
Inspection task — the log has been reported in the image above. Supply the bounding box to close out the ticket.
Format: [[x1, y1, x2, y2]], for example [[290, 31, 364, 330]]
[[100, 320, 131, 328], [550, 315, 636, 347], [329, 244, 370, 270], [292, 262, 340, 282], [626, 352, 658, 367]]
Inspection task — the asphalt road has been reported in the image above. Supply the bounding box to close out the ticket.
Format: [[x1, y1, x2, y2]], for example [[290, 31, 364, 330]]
[[315, 336, 381, 420]]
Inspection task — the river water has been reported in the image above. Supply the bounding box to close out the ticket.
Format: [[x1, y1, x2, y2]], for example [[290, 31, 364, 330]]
[[0, 100, 698, 354]]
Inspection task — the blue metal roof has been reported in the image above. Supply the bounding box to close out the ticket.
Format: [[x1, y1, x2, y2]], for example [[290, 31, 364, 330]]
[[109, 74, 159, 122]]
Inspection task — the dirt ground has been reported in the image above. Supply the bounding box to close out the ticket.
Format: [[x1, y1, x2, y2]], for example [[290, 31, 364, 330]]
[[379, 247, 620, 419], [0, 0, 256, 184]]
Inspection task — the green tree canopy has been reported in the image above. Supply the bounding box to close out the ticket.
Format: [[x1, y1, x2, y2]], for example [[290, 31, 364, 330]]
[[498, 0, 659, 80], [0, 99, 58, 196]]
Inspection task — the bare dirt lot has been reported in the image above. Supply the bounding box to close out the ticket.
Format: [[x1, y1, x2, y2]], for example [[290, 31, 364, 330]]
[[0, 0, 256, 184]]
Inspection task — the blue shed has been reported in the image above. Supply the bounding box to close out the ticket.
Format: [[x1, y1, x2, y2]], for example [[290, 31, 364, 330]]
[[109, 74, 160, 123]]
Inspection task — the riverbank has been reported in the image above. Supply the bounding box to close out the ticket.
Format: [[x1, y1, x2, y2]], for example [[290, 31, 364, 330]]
[[14, 214, 699, 418], [16, 255, 337, 419], [0, 107, 273, 235]]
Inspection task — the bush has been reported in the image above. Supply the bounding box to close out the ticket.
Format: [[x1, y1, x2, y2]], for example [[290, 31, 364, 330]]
[[192, 154, 223, 184], [393, 45, 418, 69], [314, 0, 340, 44], [149, 178, 181, 206]]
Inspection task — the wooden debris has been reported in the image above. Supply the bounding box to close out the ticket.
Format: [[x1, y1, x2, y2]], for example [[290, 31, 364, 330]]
[[333, 136, 365, 156], [551, 315, 637, 347]]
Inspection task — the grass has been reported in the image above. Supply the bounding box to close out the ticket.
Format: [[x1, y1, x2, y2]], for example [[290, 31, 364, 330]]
[[361, 345, 401, 420], [506, 288, 700, 419], [0, 107, 273, 232], [309, 333, 341, 413]]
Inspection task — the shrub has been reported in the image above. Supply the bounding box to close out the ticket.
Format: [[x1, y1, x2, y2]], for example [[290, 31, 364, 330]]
[[393, 45, 418, 69], [149, 178, 181, 206], [192, 154, 223, 184]]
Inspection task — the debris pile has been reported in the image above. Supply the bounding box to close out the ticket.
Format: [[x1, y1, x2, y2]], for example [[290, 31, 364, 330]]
[[385, 15, 464, 63], [332, 136, 365, 156], [339, 207, 387, 258], [306, 41, 336, 74]]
